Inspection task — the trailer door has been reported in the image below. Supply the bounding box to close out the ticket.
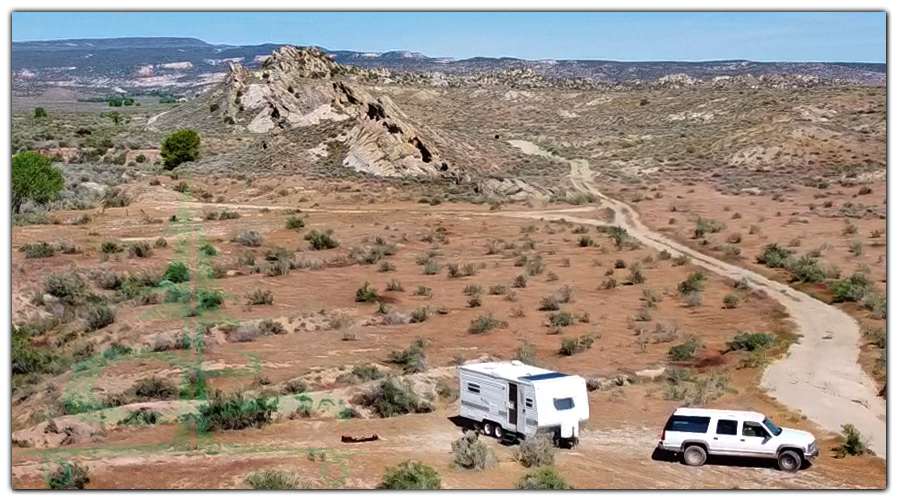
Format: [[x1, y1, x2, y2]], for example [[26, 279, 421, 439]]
[[507, 383, 519, 429]]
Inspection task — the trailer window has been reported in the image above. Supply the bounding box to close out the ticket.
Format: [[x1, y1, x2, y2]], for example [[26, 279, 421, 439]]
[[553, 397, 575, 410], [467, 383, 480, 394], [525, 398, 533, 408]]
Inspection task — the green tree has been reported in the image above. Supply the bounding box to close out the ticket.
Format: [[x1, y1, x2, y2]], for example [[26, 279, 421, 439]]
[[107, 111, 121, 125], [33, 107, 47, 119], [161, 129, 201, 170], [11, 151, 64, 213]]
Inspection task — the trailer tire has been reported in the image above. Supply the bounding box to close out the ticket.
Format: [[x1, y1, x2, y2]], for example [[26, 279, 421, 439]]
[[492, 424, 503, 439], [482, 421, 494, 437]]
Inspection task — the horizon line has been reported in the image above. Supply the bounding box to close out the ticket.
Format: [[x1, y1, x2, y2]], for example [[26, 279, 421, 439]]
[[11, 35, 887, 65]]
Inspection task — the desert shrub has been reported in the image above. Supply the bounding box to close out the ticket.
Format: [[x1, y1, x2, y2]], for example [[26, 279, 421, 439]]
[[80, 303, 116, 332], [199, 243, 218, 257], [246, 469, 309, 490], [47, 461, 90, 489], [642, 288, 662, 308], [577, 235, 594, 247], [19, 241, 54, 259], [163, 262, 190, 283], [410, 306, 432, 324], [828, 273, 872, 303], [117, 409, 163, 426], [863, 327, 886, 349], [285, 216, 305, 230], [614, 258, 627, 269], [722, 293, 741, 309], [669, 336, 702, 361], [725, 332, 775, 352], [238, 251, 256, 266], [233, 230, 263, 247], [385, 279, 405, 292], [514, 339, 538, 365], [525, 256, 546, 276], [515, 467, 574, 490], [548, 311, 576, 327], [380, 460, 441, 489], [196, 389, 278, 432], [672, 254, 690, 266], [356, 282, 380, 302], [677, 271, 707, 295], [469, 312, 506, 334], [463, 284, 483, 296], [154, 237, 168, 248], [305, 229, 339, 250], [161, 129, 200, 169], [387, 339, 427, 374], [100, 240, 123, 254], [422, 260, 442, 275], [451, 431, 497, 470], [515, 435, 555, 467], [842, 220, 859, 236], [538, 295, 560, 311], [726, 233, 743, 244], [379, 260, 396, 272], [757, 243, 793, 268], [787, 256, 836, 283], [127, 241, 153, 258], [488, 284, 508, 296], [44, 272, 86, 305], [360, 377, 429, 418], [246, 288, 274, 305], [512, 275, 528, 288], [447, 262, 478, 278], [197, 289, 224, 311], [834, 424, 872, 458], [682, 292, 704, 307], [628, 262, 646, 284], [861, 292, 886, 319], [601, 277, 617, 289], [558, 335, 594, 356], [413, 285, 433, 298]]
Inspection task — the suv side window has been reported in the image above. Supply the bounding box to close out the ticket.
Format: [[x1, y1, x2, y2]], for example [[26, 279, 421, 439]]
[[715, 419, 738, 435], [665, 415, 711, 433], [742, 421, 769, 438]]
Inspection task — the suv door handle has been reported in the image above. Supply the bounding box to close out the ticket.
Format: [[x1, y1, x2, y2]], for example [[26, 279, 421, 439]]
[[713, 437, 718, 440], [740, 439, 745, 442]]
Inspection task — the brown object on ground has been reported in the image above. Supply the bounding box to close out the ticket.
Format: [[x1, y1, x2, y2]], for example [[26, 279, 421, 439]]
[[342, 434, 379, 443]]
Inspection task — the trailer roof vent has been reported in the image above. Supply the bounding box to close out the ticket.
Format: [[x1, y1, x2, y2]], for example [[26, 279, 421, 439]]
[[511, 360, 523, 366]]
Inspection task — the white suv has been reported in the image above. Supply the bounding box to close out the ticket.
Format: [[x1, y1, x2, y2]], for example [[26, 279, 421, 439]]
[[657, 408, 818, 472]]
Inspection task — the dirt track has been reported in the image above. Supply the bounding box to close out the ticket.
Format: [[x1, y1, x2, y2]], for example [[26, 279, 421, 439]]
[[509, 140, 887, 458]]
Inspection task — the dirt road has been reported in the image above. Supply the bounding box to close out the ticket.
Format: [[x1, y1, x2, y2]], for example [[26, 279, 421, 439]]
[[509, 140, 886, 458]]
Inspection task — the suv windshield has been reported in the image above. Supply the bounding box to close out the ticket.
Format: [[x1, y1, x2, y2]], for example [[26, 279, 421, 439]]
[[553, 397, 575, 410], [763, 417, 783, 436]]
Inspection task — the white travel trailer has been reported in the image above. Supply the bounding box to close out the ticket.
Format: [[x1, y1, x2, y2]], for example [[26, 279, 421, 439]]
[[458, 361, 589, 446]]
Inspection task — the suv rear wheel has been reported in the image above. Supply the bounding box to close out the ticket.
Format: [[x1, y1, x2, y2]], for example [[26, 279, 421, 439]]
[[683, 445, 707, 467], [777, 450, 801, 473]]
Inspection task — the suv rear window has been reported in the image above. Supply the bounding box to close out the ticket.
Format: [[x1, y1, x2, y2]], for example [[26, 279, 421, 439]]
[[665, 415, 711, 433]]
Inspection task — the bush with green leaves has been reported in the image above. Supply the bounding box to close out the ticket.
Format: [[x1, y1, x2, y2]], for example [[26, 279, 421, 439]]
[[47, 461, 90, 489], [469, 312, 507, 334], [380, 460, 442, 489], [577, 235, 594, 247], [515, 434, 555, 467], [410, 306, 432, 324], [19, 241, 55, 259], [195, 389, 278, 432], [451, 431, 497, 470], [199, 243, 218, 257], [787, 255, 837, 283], [668, 336, 703, 361], [834, 424, 872, 458], [163, 262, 190, 284], [725, 332, 776, 352], [246, 469, 310, 489], [358, 377, 431, 418], [11, 151, 64, 214], [197, 289, 224, 311], [722, 293, 741, 309], [305, 229, 340, 250], [285, 216, 305, 230], [515, 467, 574, 490], [387, 339, 427, 374], [677, 271, 707, 295], [756, 243, 793, 268], [828, 273, 873, 303], [548, 311, 576, 327], [628, 262, 646, 284], [161, 129, 201, 169], [356, 282, 379, 303]]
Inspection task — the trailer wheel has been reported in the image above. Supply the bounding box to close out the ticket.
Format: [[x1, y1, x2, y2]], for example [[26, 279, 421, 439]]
[[492, 424, 503, 439], [482, 421, 494, 437]]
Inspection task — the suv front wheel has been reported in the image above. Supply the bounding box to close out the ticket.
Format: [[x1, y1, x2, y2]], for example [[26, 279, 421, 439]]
[[777, 450, 802, 472], [683, 445, 707, 467]]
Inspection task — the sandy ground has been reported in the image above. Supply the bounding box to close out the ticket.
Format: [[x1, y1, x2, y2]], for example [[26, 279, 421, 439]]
[[510, 140, 886, 458]]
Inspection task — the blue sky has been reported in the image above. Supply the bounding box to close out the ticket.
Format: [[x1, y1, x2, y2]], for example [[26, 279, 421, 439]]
[[11, 12, 887, 62]]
